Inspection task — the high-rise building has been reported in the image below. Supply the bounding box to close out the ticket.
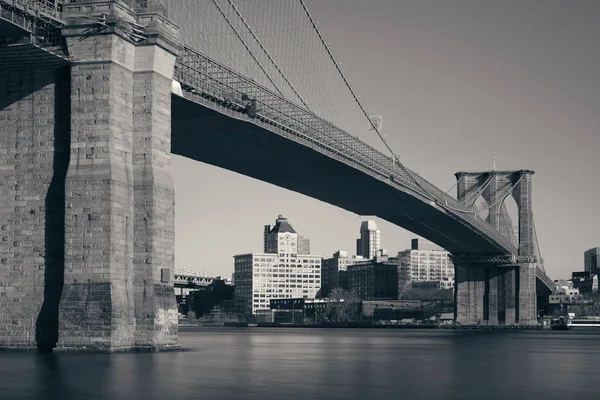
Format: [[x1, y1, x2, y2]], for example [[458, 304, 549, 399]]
[[235, 215, 321, 316], [356, 220, 380, 259], [321, 250, 365, 297], [398, 238, 454, 298], [297, 235, 310, 255], [584, 247, 600, 275], [411, 238, 441, 251]]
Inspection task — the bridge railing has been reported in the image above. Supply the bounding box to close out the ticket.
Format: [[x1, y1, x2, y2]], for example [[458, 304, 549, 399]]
[[0, 0, 62, 22], [0, 0, 66, 53], [175, 46, 516, 253], [536, 266, 554, 290], [176, 48, 411, 184]]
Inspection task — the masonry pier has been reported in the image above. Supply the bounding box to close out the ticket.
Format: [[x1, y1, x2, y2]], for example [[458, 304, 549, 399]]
[[0, 0, 182, 352], [453, 170, 539, 325]]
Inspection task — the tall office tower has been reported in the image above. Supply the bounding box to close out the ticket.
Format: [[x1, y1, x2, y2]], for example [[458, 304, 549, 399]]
[[356, 220, 380, 259], [584, 247, 600, 274], [397, 238, 454, 297], [235, 215, 321, 316], [297, 235, 310, 255]]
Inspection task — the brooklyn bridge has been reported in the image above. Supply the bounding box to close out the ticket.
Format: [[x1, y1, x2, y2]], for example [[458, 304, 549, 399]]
[[0, 0, 552, 351]]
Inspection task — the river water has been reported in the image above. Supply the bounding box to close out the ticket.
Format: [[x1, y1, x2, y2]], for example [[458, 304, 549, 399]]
[[1, 327, 599, 400]]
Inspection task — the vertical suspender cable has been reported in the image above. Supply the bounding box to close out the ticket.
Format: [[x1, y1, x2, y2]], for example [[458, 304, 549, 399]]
[[210, 0, 284, 96], [226, 0, 311, 110]]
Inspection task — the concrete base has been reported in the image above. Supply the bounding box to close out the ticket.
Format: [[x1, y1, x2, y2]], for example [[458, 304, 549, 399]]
[[455, 263, 539, 325], [53, 343, 181, 354]]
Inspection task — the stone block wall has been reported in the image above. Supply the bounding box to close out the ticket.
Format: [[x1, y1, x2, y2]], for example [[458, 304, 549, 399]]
[[454, 263, 537, 325], [132, 44, 178, 348], [0, 67, 70, 350], [517, 263, 537, 324], [57, 32, 138, 350], [0, 0, 181, 351]]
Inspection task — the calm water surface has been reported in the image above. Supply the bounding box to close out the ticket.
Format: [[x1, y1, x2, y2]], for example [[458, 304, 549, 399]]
[[1, 327, 599, 400]]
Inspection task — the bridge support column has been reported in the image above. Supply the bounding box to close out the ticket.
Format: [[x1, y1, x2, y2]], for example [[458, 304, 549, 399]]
[[455, 265, 470, 323], [453, 169, 542, 326], [131, 15, 181, 350], [455, 264, 505, 325], [503, 267, 517, 325], [486, 266, 499, 325], [517, 263, 537, 325], [472, 267, 485, 323], [55, 0, 181, 352], [455, 265, 486, 324]]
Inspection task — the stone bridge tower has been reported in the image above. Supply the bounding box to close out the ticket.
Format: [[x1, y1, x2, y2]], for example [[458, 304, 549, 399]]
[[0, 0, 182, 352], [453, 170, 537, 325]]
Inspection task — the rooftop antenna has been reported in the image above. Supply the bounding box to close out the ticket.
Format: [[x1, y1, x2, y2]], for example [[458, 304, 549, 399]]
[[492, 154, 496, 171]]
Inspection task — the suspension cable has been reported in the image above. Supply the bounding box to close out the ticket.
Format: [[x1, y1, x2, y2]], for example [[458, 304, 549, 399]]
[[466, 174, 494, 207], [225, 0, 312, 110], [210, 0, 285, 97], [473, 175, 523, 213], [446, 175, 463, 194], [298, 0, 464, 205], [298, 0, 395, 156], [532, 220, 546, 272]]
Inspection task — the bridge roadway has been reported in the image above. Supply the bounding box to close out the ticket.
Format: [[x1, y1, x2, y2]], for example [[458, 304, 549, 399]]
[[0, 0, 551, 278], [170, 50, 553, 291]]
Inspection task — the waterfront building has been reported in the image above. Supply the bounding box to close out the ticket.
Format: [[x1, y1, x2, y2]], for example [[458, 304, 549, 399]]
[[553, 279, 573, 292], [584, 247, 600, 275], [320, 250, 365, 297], [346, 253, 398, 300], [571, 271, 599, 293], [361, 299, 454, 320], [549, 286, 583, 305], [234, 215, 322, 316], [268, 298, 360, 324], [397, 238, 454, 298], [356, 220, 380, 259]]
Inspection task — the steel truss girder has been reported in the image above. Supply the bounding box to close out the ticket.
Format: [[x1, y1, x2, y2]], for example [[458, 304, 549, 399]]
[[176, 45, 518, 255]]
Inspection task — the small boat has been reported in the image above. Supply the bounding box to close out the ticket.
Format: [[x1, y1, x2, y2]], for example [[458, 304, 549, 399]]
[[550, 317, 569, 330]]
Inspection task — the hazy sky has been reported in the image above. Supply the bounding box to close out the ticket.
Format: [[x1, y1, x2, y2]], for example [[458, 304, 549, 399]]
[[172, 0, 600, 279]]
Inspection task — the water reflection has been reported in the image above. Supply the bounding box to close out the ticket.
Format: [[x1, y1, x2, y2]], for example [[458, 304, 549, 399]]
[[1, 329, 599, 400]]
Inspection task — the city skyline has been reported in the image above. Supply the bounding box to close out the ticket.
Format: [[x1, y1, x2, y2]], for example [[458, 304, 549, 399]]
[[172, 0, 600, 280]]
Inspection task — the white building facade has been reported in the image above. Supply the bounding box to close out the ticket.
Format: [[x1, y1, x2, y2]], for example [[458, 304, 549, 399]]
[[235, 216, 321, 316], [398, 239, 455, 296]]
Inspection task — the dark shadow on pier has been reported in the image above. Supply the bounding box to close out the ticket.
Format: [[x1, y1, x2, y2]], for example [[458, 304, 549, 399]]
[[36, 66, 71, 353]]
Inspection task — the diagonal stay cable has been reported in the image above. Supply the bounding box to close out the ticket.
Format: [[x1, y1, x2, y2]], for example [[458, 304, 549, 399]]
[[209, 0, 285, 97], [225, 0, 312, 111], [298, 0, 454, 204]]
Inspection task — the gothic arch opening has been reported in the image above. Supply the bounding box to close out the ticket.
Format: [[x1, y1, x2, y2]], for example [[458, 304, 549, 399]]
[[473, 195, 490, 221], [500, 194, 519, 247]]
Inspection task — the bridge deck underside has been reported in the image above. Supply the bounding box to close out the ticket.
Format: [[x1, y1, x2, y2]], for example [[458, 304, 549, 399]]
[[0, 17, 28, 38], [172, 96, 505, 255]]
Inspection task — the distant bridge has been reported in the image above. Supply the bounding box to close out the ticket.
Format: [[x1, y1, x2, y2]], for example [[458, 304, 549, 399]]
[[173, 265, 215, 289]]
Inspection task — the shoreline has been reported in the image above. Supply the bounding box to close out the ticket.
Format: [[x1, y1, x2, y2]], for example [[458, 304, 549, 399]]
[[179, 322, 550, 330]]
